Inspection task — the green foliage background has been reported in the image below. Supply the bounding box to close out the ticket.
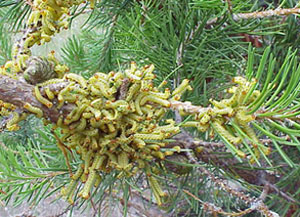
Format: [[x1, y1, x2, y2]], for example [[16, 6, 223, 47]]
[[0, 0, 299, 216]]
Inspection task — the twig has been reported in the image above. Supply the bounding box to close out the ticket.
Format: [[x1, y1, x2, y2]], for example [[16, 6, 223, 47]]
[[263, 182, 298, 204], [183, 160, 280, 216], [207, 7, 300, 25], [169, 100, 211, 115], [46, 202, 78, 217]]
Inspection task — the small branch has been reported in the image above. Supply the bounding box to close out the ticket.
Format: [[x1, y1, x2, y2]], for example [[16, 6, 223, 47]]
[[207, 7, 300, 25], [232, 7, 300, 20], [169, 100, 211, 115]]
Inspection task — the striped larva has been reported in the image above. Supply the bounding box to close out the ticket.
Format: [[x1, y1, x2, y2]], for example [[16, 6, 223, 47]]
[[91, 98, 103, 108], [241, 123, 259, 145], [92, 82, 111, 99], [146, 144, 160, 151], [69, 85, 89, 95], [197, 123, 209, 132], [90, 72, 107, 84], [90, 117, 102, 128], [213, 107, 234, 116], [65, 107, 78, 122], [83, 150, 93, 174], [83, 128, 99, 137], [94, 174, 102, 187], [148, 89, 170, 99], [199, 113, 211, 125], [24, 103, 43, 118], [71, 165, 84, 180], [181, 121, 198, 128], [140, 95, 171, 107], [39, 79, 65, 87], [172, 79, 192, 96], [235, 109, 255, 124], [6, 112, 20, 129], [134, 93, 145, 116], [126, 83, 141, 101], [212, 120, 241, 145], [125, 68, 141, 81], [34, 86, 53, 108], [91, 155, 107, 170], [117, 152, 129, 169], [149, 176, 165, 197], [232, 76, 247, 85], [107, 152, 118, 164], [90, 85, 102, 96], [64, 73, 87, 88], [151, 151, 165, 159], [65, 104, 88, 124], [107, 123, 116, 133], [79, 170, 96, 199], [58, 82, 75, 103], [91, 137, 98, 150], [88, 106, 101, 120], [121, 143, 135, 153], [44, 87, 55, 100], [105, 100, 129, 110], [153, 125, 180, 134], [134, 133, 165, 140], [133, 138, 146, 148], [76, 118, 87, 131], [210, 99, 227, 109]]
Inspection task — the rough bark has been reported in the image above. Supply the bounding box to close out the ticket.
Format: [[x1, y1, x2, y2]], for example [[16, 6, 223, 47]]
[[0, 75, 75, 123]]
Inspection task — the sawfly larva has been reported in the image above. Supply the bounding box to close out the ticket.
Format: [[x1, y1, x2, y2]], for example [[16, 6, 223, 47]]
[[213, 120, 241, 145], [24, 103, 43, 118], [44, 87, 55, 100], [35, 86, 53, 108], [79, 170, 96, 199]]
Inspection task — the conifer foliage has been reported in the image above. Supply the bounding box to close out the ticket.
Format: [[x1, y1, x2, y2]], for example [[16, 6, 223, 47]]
[[0, 0, 299, 216]]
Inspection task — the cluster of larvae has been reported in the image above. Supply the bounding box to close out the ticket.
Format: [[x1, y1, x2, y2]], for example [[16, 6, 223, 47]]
[[0, 101, 27, 131], [19, 62, 189, 204], [4, 0, 96, 74], [181, 76, 270, 162]]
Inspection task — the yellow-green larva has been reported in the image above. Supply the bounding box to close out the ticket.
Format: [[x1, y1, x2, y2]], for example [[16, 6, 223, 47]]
[[35, 86, 53, 108], [71, 165, 84, 180], [78, 170, 96, 199], [76, 118, 87, 131], [172, 79, 191, 96], [24, 103, 43, 118], [236, 109, 254, 124], [6, 112, 20, 128], [213, 120, 241, 145], [149, 176, 165, 197], [126, 83, 141, 101], [83, 128, 99, 137], [58, 82, 75, 102], [64, 73, 87, 88], [117, 152, 129, 169], [140, 95, 171, 107], [44, 87, 55, 100], [39, 78, 65, 87], [134, 133, 165, 140]]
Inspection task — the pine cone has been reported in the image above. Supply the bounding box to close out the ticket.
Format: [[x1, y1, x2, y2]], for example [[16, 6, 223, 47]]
[[23, 56, 57, 85]]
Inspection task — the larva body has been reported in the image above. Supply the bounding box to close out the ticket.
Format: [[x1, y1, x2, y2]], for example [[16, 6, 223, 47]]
[[24, 103, 43, 118], [213, 120, 241, 145], [35, 86, 53, 108]]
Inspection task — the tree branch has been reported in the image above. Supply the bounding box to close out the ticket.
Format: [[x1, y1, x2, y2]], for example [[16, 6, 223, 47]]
[[0, 75, 74, 122], [207, 7, 300, 25]]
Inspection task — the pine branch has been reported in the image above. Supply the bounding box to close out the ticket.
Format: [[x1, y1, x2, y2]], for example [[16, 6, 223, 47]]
[[0, 75, 74, 122], [207, 7, 300, 25]]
